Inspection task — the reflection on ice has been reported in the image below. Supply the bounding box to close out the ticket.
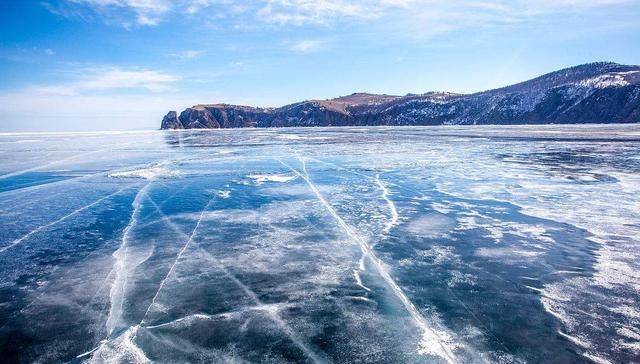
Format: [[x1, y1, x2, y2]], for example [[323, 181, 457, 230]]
[[0, 125, 639, 364]]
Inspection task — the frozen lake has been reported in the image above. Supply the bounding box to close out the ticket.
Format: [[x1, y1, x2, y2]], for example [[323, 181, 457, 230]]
[[0, 125, 639, 363]]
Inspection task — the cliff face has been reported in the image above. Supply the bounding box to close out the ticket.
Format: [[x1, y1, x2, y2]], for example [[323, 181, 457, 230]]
[[160, 111, 183, 129], [161, 62, 640, 129]]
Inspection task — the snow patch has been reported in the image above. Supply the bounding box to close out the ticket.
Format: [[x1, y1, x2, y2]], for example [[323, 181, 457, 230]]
[[109, 163, 180, 179], [217, 190, 231, 199], [406, 213, 456, 238], [246, 173, 297, 184], [576, 73, 630, 89]]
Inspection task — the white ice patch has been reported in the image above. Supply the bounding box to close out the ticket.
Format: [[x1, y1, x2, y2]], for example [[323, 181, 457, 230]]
[[216, 190, 231, 199], [246, 173, 297, 184], [431, 202, 454, 214], [447, 270, 477, 288], [375, 174, 399, 234], [475, 247, 543, 259], [277, 134, 304, 139], [417, 328, 459, 359], [193, 199, 316, 226], [417, 246, 459, 264], [406, 213, 456, 238], [109, 163, 180, 179], [456, 210, 555, 245], [89, 326, 150, 364], [617, 326, 640, 341]]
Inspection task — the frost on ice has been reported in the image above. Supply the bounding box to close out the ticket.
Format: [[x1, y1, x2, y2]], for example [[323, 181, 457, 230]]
[[0, 125, 639, 364]]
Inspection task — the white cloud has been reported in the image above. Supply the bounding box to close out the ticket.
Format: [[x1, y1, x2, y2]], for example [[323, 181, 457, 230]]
[[33, 67, 179, 95], [49, 0, 635, 32], [357, 0, 637, 40], [257, 0, 414, 25], [0, 92, 197, 131], [288, 39, 327, 53], [252, 0, 633, 28], [67, 0, 171, 27], [183, 0, 235, 15], [168, 49, 205, 59], [44, 48, 56, 56]]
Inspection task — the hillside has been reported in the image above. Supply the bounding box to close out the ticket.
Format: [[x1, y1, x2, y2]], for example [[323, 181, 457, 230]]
[[161, 62, 640, 129]]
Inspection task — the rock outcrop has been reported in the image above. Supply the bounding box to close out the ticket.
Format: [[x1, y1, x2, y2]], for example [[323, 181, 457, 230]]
[[160, 111, 183, 129], [162, 62, 640, 129]]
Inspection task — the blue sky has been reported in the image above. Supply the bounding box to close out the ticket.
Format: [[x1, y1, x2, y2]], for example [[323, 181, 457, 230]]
[[1, 0, 639, 131]]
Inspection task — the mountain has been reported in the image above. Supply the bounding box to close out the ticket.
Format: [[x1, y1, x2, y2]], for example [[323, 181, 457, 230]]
[[161, 62, 640, 129]]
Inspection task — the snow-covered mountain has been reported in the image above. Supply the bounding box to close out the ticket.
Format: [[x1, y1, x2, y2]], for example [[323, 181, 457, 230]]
[[161, 62, 640, 129]]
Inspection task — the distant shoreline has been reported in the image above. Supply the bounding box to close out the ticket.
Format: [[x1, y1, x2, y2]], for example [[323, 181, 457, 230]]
[[162, 62, 640, 130], [2, 123, 640, 136]]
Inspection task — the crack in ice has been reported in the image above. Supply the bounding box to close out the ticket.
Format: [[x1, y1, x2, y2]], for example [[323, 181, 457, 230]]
[[354, 174, 400, 293], [144, 303, 292, 330], [190, 247, 327, 364], [375, 174, 399, 235], [0, 148, 111, 181], [141, 188, 330, 364], [299, 158, 507, 360], [81, 190, 183, 317], [0, 184, 137, 254], [94, 186, 324, 364], [139, 194, 217, 325], [278, 157, 460, 364], [87, 182, 156, 364], [106, 182, 153, 336]]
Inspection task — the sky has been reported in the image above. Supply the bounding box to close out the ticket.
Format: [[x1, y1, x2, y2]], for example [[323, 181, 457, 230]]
[[0, 0, 639, 131]]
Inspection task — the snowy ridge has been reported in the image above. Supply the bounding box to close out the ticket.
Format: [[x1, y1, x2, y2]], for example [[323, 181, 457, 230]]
[[577, 74, 628, 88], [163, 62, 640, 129]]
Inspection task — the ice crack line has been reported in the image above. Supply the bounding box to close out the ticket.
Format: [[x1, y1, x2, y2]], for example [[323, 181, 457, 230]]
[[139, 194, 217, 325], [0, 140, 141, 181], [352, 174, 400, 292], [0, 184, 137, 254], [353, 256, 371, 292], [106, 182, 153, 336], [98, 190, 325, 364], [88, 183, 159, 363], [81, 191, 188, 316], [375, 174, 399, 235], [278, 157, 459, 364], [0, 149, 109, 181], [194, 248, 327, 364], [85, 185, 184, 363], [144, 303, 292, 330], [134, 193, 326, 364], [131, 207, 327, 364]]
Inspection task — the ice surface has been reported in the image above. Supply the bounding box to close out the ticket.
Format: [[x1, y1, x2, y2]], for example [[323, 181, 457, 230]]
[[246, 173, 298, 184], [0, 125, 639, 363], [108, 163, 181, 180]]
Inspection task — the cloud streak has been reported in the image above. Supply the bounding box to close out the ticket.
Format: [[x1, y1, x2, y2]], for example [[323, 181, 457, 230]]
[[288, 39, 327, 53], [168, 50, 205, 59], [68, 0, 171, 27], [48, 0, 635, 32], [33, 66, 179, 95]]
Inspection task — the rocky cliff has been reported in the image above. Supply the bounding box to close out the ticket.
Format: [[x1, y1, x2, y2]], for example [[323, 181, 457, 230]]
[[161, 62, 640, 129]]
